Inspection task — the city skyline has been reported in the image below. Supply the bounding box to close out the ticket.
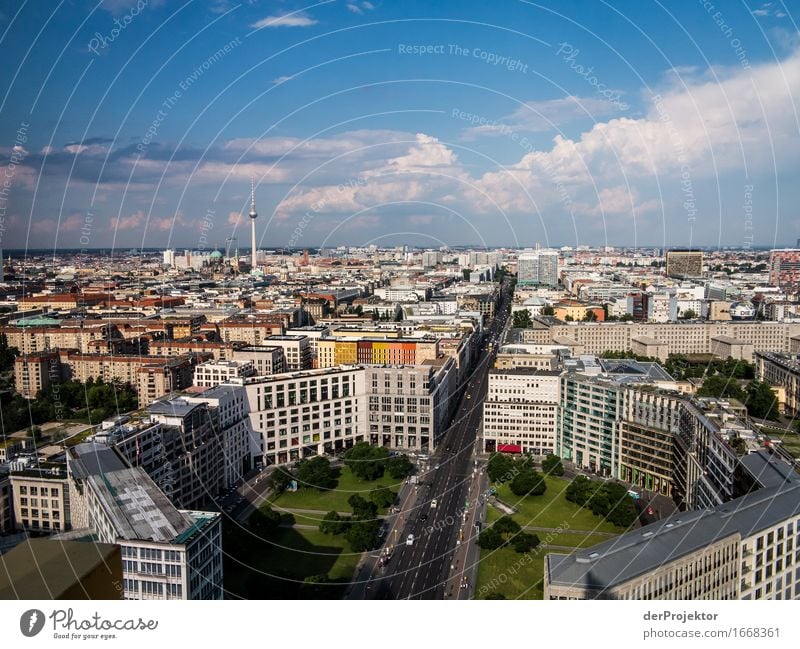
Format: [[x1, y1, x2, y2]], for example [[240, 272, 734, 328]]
[[0, 1, 797, 251]]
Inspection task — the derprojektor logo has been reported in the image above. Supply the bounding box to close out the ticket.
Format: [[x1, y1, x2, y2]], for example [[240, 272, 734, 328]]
[[20, 609, 45, 637]]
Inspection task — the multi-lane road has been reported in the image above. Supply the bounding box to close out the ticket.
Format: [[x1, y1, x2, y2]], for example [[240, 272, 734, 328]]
[[353, 279, 512, 599]]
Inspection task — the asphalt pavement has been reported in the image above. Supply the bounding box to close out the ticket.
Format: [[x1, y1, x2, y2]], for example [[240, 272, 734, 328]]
[[350, 279, 512, 599]]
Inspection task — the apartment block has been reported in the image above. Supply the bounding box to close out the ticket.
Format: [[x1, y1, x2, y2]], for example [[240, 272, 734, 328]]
[[483, 368, 560, 456], [0, 473, 13, 532], [14, 350, 60, 398], [769, 249, 800, 290]]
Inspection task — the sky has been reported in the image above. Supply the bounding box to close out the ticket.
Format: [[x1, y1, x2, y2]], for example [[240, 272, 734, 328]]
[[0, 0, 799, 252]]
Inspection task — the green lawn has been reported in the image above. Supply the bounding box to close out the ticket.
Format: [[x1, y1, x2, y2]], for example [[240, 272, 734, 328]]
[[475, 476, 626, 599], [223, 521, 362, 599], [493, 476, 622, 534], [266, 466, 400, 519]]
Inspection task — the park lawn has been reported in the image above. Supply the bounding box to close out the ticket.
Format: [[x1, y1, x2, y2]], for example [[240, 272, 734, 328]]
[[266, 466, 401, 516], [493, 476, 622, 534], [223, 521, 362, 599], [475, 546, 546, 600]]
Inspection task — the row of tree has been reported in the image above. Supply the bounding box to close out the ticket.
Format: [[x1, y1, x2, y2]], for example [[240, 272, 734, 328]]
[[565, 476, 638, 527], [319, 492, 394, 552], [477, 515, 540, 553]]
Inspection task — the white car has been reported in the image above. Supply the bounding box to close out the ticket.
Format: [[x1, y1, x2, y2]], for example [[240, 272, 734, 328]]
[[406, 534, 415, 546], [431, 498, 438, 509]]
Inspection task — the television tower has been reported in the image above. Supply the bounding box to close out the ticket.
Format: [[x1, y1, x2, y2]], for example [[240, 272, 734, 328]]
[[249, 176, 258, 271]]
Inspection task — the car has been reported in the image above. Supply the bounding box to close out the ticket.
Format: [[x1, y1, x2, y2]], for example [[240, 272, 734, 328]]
[[431, 499, 438, 508], [466, 394, 472, 400], [406, 534, 415, 546], [419, 513, 428, 522], [434, 464, 440, 470]]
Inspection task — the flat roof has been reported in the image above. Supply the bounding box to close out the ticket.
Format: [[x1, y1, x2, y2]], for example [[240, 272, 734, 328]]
[[0, 538, 120, 599], [546, 479, 800, 594], [87, 467, 195, 542]]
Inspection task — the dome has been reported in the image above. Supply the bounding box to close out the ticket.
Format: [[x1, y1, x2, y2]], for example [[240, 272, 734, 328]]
[[209, 250, 223, 259]]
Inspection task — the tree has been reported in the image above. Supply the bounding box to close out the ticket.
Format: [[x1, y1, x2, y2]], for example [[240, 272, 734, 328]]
[[295, 456, 336, 490], [348, 494, 378, 520], [680, 309, 697, 320], [512, 309, 533, 329], [486, 452, 515, 483], [509, 467, 547, 496], [583, 309, 597, 322], [541, 454, 564, 476], [512, 532, 540, 553], [564, 315, 574, 322], [344, 442, 390, 480], [462, 268, 472, 280], [696, 374, 746, 401], [369, 486, 396, 509], [319, 510, 346, 535], [249, 506, 282, 537], [346, 520, 380, 552], [269, 466, 295, 494], [541, 305, 555, 316], [493, 516, 521, 535], [745, 380, 778, 420], [476, 526, 504, 550], [386, 454, 413, 479]]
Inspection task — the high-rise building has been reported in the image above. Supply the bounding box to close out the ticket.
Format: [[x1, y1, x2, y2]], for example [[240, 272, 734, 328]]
[[769, 249, 800, 290], [517, 250, 559, 287], [665, 249, 703, 278]]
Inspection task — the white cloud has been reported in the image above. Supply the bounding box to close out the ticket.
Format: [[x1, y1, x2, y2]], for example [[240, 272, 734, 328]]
[[463, 96, 627, 138], [251, 12, 318, 29]]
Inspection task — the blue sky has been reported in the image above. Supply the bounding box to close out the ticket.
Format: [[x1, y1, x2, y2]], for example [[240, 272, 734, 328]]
[[0, 0, 799, 251]]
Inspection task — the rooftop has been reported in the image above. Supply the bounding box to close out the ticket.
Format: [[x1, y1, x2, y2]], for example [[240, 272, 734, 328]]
[[546, 479, 800, 595], [0, 538, 121, 599]]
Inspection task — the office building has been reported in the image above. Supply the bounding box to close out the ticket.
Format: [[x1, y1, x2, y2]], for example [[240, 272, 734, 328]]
[[517, 250, 559, 287], [482, 368, 560, 455], [544, 475, 800, 600], [67, 443, 223, 600], [9, 467, 70, 533], [193, 358, 255, 388], [230, 345, 286, 375]]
